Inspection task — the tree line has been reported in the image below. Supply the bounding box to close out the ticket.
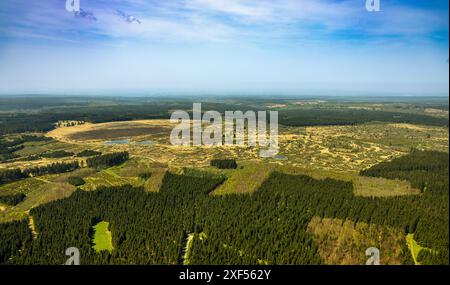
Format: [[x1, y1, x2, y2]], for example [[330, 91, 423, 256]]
[[279, 109, 449, 127], [0, 220, 32, 264], [210, 159, 238, 169], [0, 193, 26, 206], [0, 152, 128, 186], [0, 135, 51, 162], [86, 152, 129, 168], [1, 98, 449, 135], [41, 150, 75, 159]]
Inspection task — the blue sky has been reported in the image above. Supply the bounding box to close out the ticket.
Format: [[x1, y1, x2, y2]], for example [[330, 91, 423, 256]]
[[0, 0, 448, 95]]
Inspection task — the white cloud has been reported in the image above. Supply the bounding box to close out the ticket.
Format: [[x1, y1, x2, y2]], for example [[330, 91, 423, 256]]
[[0, 0, 448, 44]]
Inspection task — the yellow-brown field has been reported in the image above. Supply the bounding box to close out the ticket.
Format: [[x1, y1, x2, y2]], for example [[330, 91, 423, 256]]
[[44, 119, 448, 173], [307, 216, 405, 265], [47, 120, 447, 197], [1, 119, 448, 223], [47, 120, 176, 144]]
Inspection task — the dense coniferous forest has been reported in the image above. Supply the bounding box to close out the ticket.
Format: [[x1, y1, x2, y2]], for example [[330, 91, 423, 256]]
[[2, 174, 224, 265], [210, 159, 238, 169], [0, 168, 28, 185], [0, 220, 32, 264], [41, 150, 74, 158], [23, 161, 80, 177], [0, 161, 80, 186], [278, 109, 449, 127], [86, 152, 129, 168], [190, 162, 448, 264], [0, 193, 26, 206], [1, 152, 128, 186], [359, 150, 449, 263], [0, 150, 447, 265], [360, 150, 448, 194], [67, 176, 86, 187], [0, 97, 175, 134]]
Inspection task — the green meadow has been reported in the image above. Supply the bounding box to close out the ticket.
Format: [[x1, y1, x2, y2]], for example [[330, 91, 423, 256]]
[[92, 221, 114, 253]]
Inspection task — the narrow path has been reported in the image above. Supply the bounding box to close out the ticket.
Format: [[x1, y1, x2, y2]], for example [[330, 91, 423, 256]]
[[28, 215, 38, 239], [33, 177, 52, 184], [181, 233, 195, 265]]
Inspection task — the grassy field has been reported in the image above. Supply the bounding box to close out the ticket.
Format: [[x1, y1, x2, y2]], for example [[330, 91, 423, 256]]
[[144, 168, 167, 192], [307, 217, 406, 265], [92, 221, 114, 253], [39, 120, 449, 175], [80, 169, 144, 191], [47, 120, 175, 144], [4, 118, 440, 179], [353, 176, 420, 197], [211, 161, 420, 197], [278, 123, 448, 173], [0, 161, 184, 221], [212, 161, 275, 195], [0, 176, 76, 222]]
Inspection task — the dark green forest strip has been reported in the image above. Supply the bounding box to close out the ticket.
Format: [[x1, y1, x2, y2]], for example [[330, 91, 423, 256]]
[[86, 152, 129, 169], [278, 109, 449, 127], [0, 152, 129, 186], [1, 100, 448, 135], [0, 193, 26, 206], [0, 162, 80, 186], [0, 220, 32, 264]]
